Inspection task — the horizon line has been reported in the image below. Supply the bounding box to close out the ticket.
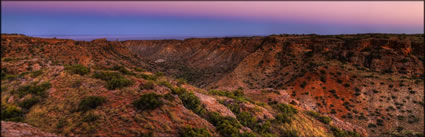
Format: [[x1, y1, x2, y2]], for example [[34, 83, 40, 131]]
[[2, 33, 424, 42], [3, 32, 424, 36]]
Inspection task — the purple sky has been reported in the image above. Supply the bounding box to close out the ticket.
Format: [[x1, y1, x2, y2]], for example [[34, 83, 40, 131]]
[[1, 1, 423, 39]]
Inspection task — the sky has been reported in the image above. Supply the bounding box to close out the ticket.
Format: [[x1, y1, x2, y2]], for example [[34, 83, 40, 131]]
[[1, 1, 424, 40]]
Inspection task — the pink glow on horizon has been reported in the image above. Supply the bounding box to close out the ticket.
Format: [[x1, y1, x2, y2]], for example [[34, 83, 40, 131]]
[[3, 1, 424, 28]]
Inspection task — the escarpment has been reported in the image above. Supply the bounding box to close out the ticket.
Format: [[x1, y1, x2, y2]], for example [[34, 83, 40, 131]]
[[1, 34, 424, 137]]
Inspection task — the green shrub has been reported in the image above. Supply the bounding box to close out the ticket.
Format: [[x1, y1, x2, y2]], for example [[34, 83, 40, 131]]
[[306, 111, 331, 124], [17, 82, 51, 97], [23, 72, 34, 78], [39, 82, 52, 89], [209, 89, 244, 98], [343, 83, 350, 88], [280, 129, 299, 137], [174, 89, 205, 114], [273, 103, 298, 114], [179, 90, 203, 113], [331, 126, 361, 137], [134, 67, 144, 72], [138, 73, 157, 80], [254, 120, 273, 135], [275, 113, 292, 123], [65, 64, 90, 75], [93, 71, 133, 89], [180, 127, 212, 137], [133, 93, 163, 111], [112, 65, 134, 75], [171, 87, 187, 95], [206, 112, 243, 137], [407, 115, 419, 124], [78, 96, 107, 112], [3, 57, 14, 62], [209, 89, 232, 96], [5, 74, 17, 80], [1, 104, 24, 122], [367, 123, 376, 128], [177, 78, 187, 86], [209, 89, 250, 102], [328, 89, 336, 94], [18, 72, 29, 78], [93, 71, 122, 81], [354, 87, 360, 92], [155, 72, 164, 77], [233, 89, 244, 97], [215, 117, 241, 137], [31, 70, 43, 78], [396, 115, 405, 121], [159, 81, 173, 89], [72, 80, 83, 88], [300, 81, 307, 89], [106, 77, 133, 90], [224, 103, 241, 115], [56, 118, 67, 129], [163, 93, 175, 101], [291, 92, 296, 97], [354, 92, 361, 96], [237, 112, 257, 128], [272, 104, 298, 124], [376, 119, 384, 126], [19, 97, 41, 109], [320, 76, 327, 83], [82, 113, 98, 122], [240, 132, 257, 137], [331, 109, 337, 114], [140, 81, 154, 90], [223, 101, 275, 135], [206, 112, 222, 125]]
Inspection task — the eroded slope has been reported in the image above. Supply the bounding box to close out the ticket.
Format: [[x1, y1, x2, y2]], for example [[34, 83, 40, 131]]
[[1, 34, 373, 137]]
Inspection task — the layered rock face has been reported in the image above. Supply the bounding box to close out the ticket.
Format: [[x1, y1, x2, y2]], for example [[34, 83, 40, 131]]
[[124, 34, 424, 89], [124, 37, 265, 87], [123, 34, 424, 136]]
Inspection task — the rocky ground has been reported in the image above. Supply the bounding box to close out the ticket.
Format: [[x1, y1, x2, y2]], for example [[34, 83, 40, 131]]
[[1, 121, 61, 137], [1, 34, 424, 137]]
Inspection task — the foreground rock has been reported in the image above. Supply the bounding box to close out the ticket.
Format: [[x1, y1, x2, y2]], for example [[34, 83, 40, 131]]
[[1, 121, 62, 137]]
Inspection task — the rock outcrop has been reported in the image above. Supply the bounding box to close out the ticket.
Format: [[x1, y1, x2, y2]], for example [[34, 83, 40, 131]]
[[1, 121, 62, 137]]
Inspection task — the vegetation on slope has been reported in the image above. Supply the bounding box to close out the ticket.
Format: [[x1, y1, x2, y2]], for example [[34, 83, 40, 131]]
[[2, 34, 423, 137]]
